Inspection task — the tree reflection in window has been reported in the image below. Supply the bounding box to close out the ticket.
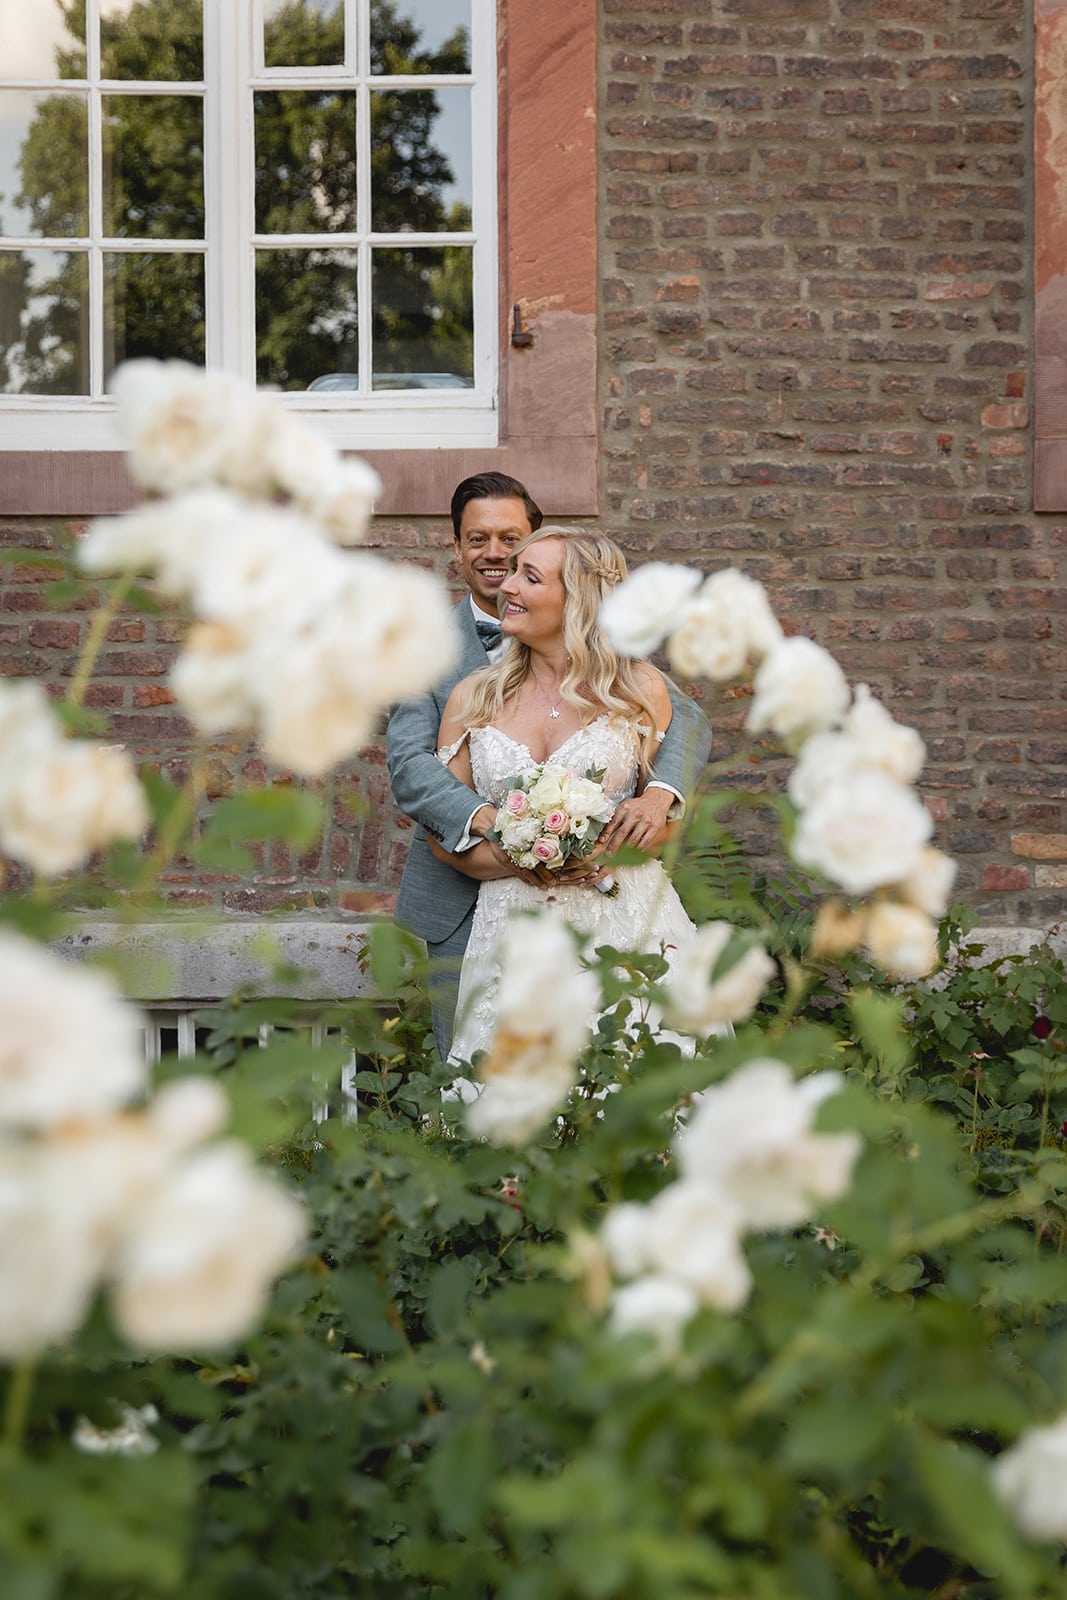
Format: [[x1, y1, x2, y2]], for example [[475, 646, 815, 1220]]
[[0, 0, 475, 398]]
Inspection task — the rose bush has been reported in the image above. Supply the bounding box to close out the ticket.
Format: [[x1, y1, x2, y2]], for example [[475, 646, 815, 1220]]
[[6, 370, 1067, 1599]]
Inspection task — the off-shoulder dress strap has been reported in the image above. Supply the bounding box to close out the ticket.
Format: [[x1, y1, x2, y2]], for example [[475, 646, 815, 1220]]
[[436, 729, 471, 765]]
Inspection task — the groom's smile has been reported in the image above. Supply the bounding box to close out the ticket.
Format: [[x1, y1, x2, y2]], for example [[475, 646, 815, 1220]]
[[455, 495, 534, 615]]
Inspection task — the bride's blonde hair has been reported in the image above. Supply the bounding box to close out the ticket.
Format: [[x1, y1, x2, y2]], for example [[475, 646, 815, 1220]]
[[462, 526, 662, 773]]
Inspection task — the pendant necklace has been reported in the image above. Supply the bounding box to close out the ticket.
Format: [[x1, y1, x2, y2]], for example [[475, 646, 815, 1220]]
[[532, 672, 562, 719]]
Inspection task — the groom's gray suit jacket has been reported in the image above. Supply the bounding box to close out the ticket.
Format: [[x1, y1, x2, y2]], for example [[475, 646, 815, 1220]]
[[386, 598, 714, 951]]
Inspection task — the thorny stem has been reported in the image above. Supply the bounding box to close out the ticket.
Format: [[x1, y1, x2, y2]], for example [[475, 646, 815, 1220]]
[[132, 740, 209, 893], [2, 1359, 35, 1454], [68, 572, 136, 709]]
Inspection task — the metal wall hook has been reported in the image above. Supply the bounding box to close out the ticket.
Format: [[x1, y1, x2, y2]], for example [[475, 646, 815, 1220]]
[[510, 304, 534, 349]]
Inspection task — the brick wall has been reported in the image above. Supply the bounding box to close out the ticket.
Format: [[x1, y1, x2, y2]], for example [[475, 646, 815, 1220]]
[[599, 0, 1064, 925], [0, 0, 1061, 928]]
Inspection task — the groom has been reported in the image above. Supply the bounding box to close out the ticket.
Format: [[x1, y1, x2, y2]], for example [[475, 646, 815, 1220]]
[[386, 471, 713, 1058]]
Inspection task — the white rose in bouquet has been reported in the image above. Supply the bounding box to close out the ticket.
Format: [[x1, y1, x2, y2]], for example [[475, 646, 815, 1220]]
[[792, 769, 933, 896], [662, 921, 776, 1034], [676, 1061, 862, 1231], [992, 1413, 1067, 1541], [864, 901, 940, 980], [599, 562, 702, 656], [0, 931, 146, 1130], [558, 773, 615, 827], [747, 636, 851, 744], [667, 569, 783, 682]]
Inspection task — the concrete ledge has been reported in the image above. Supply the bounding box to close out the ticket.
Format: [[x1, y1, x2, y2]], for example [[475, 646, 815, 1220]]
[[961, 926, 1067, 964], [52, 918, 378, 1003]]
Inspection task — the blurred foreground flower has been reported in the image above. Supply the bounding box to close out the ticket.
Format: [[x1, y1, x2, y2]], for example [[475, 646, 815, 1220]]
[[661, 921, 775, 1034], [992, 1413, 1067, 1541], [82, 361, 458, 776], [464, 911, 600, 1145], [676, 1061, 862, 1230], [0, 681, 147, 877], [0, 931, 303, 1358], [73, 1402, 160, 1458]]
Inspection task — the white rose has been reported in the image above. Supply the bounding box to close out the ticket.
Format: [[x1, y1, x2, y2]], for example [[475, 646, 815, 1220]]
[[636, 1182, 752, 1310], [558, 774, 614, 825], [676, 1060, 862, 1231], [73, 1401, 160, 1458], [0, 1145, 108, 1357], [792, 770, 934, 896], [493, 910, 599, 1049], [789, 685, 926, 810], [747, 637, 851, 745], [171, 621, 260, 735], [79, 488, 247, 598], [992, 1413, 1067, 1542], [599, 562, 702, 657], [0, 741, 148, 877], [667, 569, 783, 681], [0, 931, 146, 1129], [499, 815, 541, 852], [465, 1067, 575, 1147], [0, 680, 59, 781], [864, 901, 940, 980], [111, 1142, 304, 1351], [898, 845, 957, 919], [110, 359, 249, 495], [296, 457, 382, 547], [602, 1201, 654, 1279], [610, 1274, 700, 1361], [662, 921, 776, 1034], [845, 684, 926, 784], [527, 766, 570, 813]]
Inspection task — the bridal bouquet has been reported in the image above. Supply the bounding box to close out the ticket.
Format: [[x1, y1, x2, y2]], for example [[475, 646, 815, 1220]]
[[488, 762, 620, 893]]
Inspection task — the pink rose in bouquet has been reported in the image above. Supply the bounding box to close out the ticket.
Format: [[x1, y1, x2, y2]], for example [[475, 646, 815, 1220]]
[[488, 759, 618, 894]]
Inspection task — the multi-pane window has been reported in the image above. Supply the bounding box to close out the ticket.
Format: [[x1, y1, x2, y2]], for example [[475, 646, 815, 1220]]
[[0, 0, 496, 449]]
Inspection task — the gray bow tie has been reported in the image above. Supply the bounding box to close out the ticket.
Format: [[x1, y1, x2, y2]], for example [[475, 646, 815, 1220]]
[[475, 618, 503, 651]]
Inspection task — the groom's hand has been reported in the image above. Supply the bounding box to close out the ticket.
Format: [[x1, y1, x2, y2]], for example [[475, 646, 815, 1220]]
[[600, 788, 675, 855]]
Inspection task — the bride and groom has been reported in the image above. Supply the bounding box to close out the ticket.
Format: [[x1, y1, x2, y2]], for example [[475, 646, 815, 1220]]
[[386, 473, 712, 1063]]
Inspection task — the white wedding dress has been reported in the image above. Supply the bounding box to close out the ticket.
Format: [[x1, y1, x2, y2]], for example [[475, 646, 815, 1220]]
[[441, 715, 698, 1065]]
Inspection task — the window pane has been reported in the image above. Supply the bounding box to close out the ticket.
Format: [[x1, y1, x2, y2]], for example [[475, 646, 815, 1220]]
[[255, 247, 358, 391], [0, 0, 85, 80], [263, 0, 344, 69], [371, 87, 471, 233], [371, 0, 470, 75], [372, 245, 472, 388], [0, 248, 89, 394], [103, 251, 204, 380], [254, 91, 355, 234], [102, 95, 204, 239], [100, 0, 204, 82], [0, 92, 88, 237]]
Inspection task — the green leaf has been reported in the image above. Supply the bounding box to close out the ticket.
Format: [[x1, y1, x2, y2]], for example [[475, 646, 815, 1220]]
[[207, 788, 324, 849], [425, 1421, 497, 1534], [913, 1434, 1043, 1587], [426, 1258, 473, 1339], [50, 700, 110, 738]]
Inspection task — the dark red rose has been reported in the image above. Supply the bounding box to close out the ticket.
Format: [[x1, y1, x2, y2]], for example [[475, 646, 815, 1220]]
[[1033, 1016, 1054, 1041]]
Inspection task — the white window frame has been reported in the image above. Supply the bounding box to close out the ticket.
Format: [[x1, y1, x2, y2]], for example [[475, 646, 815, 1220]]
[[0, 0, 498, 452]]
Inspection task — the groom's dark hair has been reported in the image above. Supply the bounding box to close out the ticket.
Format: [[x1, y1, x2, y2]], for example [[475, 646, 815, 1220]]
[[450, 472, 543, 540]]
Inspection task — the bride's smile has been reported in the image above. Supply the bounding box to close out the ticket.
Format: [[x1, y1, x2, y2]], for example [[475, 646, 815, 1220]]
[[499, 539, 566, 646]]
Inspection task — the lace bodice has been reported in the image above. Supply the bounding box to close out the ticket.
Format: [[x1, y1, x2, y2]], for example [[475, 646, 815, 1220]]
[[440, 715, 641, 808]]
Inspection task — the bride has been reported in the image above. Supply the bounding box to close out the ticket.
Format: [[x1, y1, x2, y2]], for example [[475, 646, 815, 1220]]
[[430, 526, 699, 1065]]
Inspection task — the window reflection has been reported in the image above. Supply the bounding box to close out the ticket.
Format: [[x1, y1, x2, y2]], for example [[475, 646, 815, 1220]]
[[102, 95, 204, 238], [0, 0, 85, 79], [0, 92, 88, 238], [254, 92, 355, 234], [100, 0, 203, 81], [264, 0, 345, 70], [371, 87, 471, 233], [372, 245, 472, 388], [371, 0, 470, 75], [103, 251, 205, 381], [0, 249, 89, 395], [255, 248, 358, 391]]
